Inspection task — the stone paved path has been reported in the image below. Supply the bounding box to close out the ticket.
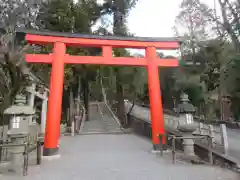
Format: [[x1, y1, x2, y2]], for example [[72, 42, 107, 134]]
[[1, 134, 238, 180], [0, 102, 238, 179]]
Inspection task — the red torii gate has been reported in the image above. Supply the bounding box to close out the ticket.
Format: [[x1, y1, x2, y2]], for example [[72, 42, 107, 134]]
[[18, 29, 180, 156]]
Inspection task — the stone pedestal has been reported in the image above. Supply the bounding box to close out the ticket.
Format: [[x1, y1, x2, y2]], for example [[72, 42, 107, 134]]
[[183, 138, 195, 157], [41, 96, 48, 135], [178, 124, 199, 161], [7, 133, 28, 174], [27, 84, 36, 124]]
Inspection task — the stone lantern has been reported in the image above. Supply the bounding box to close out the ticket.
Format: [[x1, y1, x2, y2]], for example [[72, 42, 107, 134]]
[[4, 95, 35, 133], [176, 94, 196, 128], [176, 93, 198, 160], [3, 94, 35, 173]]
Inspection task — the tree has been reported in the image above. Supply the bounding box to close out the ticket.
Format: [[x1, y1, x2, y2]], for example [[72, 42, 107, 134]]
[[213, 0, 240, 51], [193, 0, 240, 120], [0, 29, 31, 124], [98, 0, 139, 126], [175, 0, 210, 61], [0, 0, 42, 28], [36, 0, 108, 121]]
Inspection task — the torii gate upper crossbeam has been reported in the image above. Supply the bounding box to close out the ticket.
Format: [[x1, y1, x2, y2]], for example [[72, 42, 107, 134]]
[[18, 28, 181, 156]]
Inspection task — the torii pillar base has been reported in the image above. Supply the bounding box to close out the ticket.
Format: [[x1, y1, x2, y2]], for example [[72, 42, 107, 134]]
[[43, 148, 59, 157], [42, 153, 61, 161]]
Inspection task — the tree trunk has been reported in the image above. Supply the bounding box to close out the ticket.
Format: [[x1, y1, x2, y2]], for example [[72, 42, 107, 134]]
[[69, 87, 74, 128], [82, 71, 89, 121], [113, 0, 127, 126], [76, 75, 81, 115], [0, 95, 12, 128], [218, 0, 240, 52], [99, 69, 107, 103], [115, 69, 126, 125]]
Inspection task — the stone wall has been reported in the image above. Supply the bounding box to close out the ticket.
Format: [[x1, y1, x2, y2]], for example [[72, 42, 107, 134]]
[[125, 101, 228, 153]]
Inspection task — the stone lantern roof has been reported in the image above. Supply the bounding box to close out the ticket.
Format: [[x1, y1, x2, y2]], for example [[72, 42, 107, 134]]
[[176, 93, 196, 114], [3, 94, 35, 116]]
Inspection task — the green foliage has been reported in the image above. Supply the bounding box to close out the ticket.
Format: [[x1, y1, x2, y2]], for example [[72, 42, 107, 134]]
[[5, 0, 240, 123], [172, 0, 240, 120], [35, 0, 105, 88], [38, 0, 102, 33]]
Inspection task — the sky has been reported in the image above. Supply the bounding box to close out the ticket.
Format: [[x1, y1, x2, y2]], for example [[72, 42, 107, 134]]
[[127, 0, 217, 38], [125, 0, 218, 55], [94, 0, 219, 56]]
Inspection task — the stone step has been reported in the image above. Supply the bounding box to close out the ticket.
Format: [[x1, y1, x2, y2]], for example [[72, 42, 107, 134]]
[[81, 104, 122, 134]]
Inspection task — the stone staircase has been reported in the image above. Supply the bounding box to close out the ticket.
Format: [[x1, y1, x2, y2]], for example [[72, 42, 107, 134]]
[[80, 103, 123, 134]]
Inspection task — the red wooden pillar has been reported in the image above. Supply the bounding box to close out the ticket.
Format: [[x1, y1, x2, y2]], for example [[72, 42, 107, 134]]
[[146, 47, 165, 150], [43, 42, 66, 156]]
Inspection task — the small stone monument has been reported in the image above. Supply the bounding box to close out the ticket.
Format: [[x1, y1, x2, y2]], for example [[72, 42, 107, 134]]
[[176, 93, 198, 161], [3, 94, 35, 173]]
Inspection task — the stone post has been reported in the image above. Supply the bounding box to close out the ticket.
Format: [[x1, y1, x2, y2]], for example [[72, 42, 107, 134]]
[[220, 124, 228, 155], [27, 83, 36, 124], [41, 91, 48, 135], [199, 122, 203, 135]]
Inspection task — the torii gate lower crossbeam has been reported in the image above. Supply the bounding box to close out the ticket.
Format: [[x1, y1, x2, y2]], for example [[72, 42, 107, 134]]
[[20, 29, 180, 156]]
